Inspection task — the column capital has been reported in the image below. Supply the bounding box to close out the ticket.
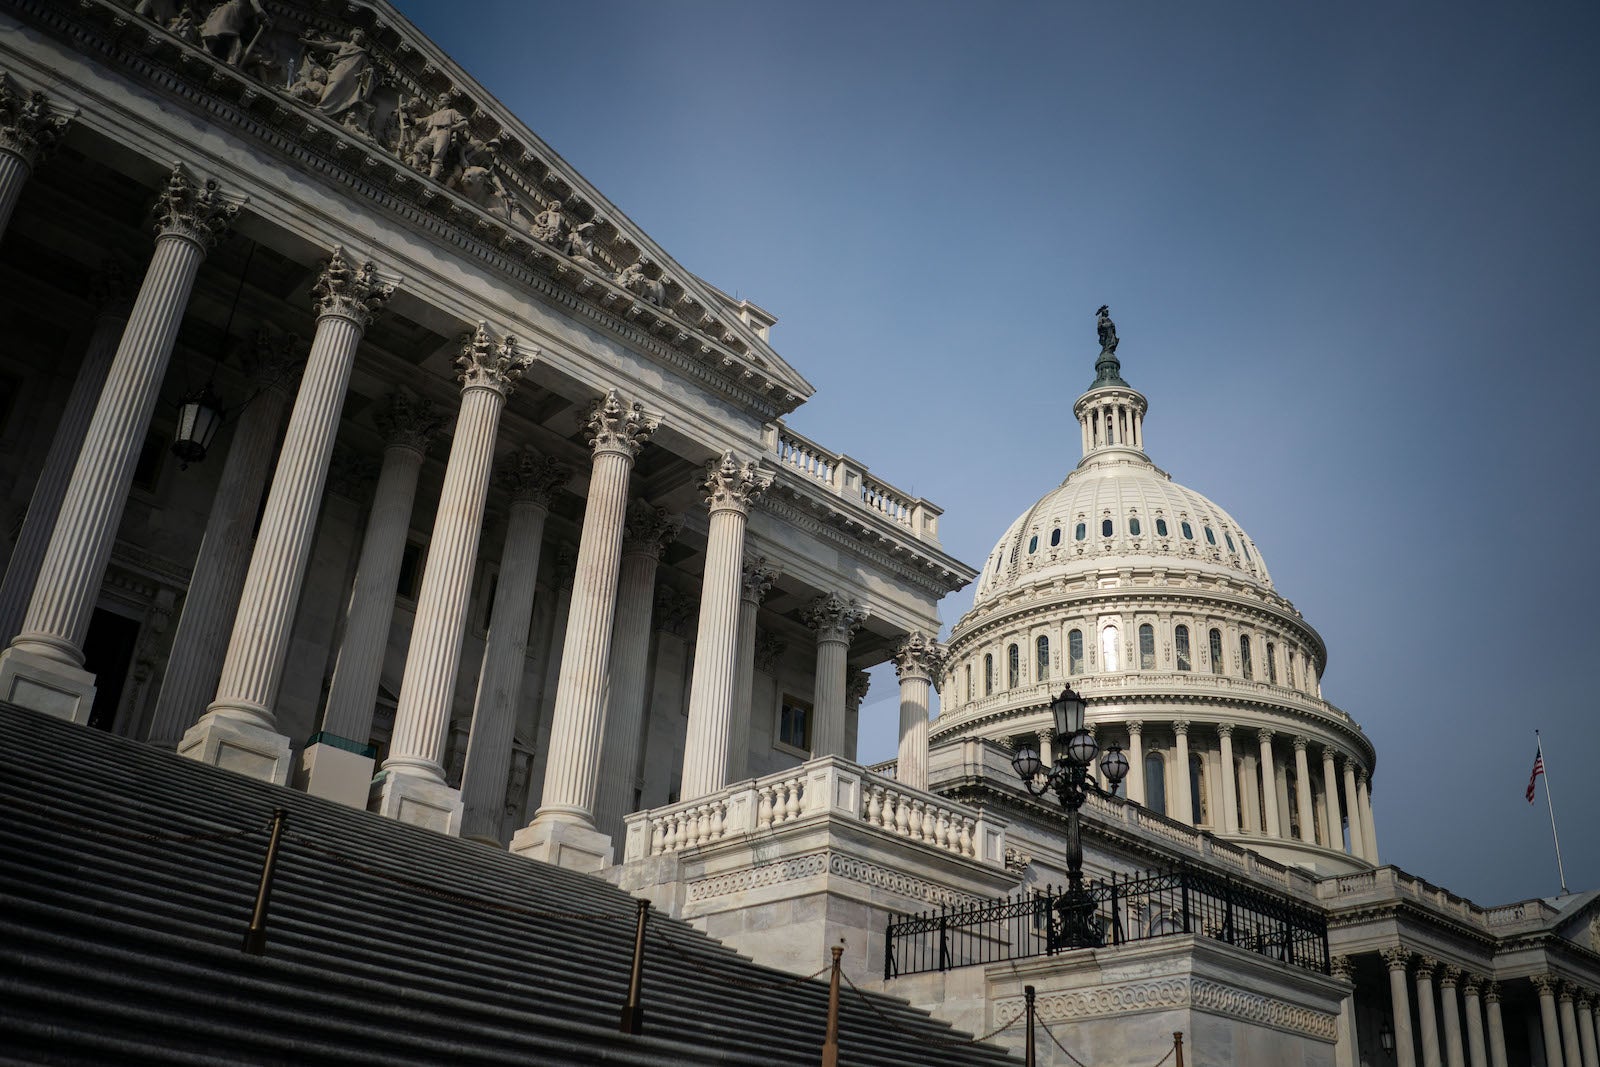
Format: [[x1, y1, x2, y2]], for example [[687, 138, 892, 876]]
[[651, 586, 696, 636], [1341, 753, 1361, 772], [1557, 981, 1575, 1003], [1531, 973, 1560, 996], [311, 245, 392, 326], [1413, 956, 1439, 980], [1321, 743, 1340, 762], [1358, 767, 1371, 786], [1173, 719, 1190, 736], [740, 557, 780, 607], [701, 451, 774, 515], [1128, 719, 1143, 736], [805, 592, 864, 644], [375, 390, 443, 454], [1257, 728, 1275, 745], [0, 75, 70, 168], [1217, 722, 1234, 739], [243, 330, 304, 397], [1483, 981, 1501, 1003], [892, 630, 946, 685], [584, 389, 657, 458], [846, 669, 871, 710], [1576, 990, 1593, 1011], [620, 499, 681, 559], [501, 449, 570, 507], [152, 162, 237, 252], [455, 322, 533, 396], [752, 630, 786, 673], [1441, 965, 1462, 988], [1381, 947, 1413, 973], [1462, 974, 1484, 996], [1292, 734, 1310, 752], [1329, 955, 1355, 981]]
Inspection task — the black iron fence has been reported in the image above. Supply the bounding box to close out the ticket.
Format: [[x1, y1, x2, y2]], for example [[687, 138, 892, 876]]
[[884, 865, 1329, 979]]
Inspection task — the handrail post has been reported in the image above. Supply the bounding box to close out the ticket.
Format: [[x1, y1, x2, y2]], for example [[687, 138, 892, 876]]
[[620, 898, 649, 1034], [819, 945, 843, 1067], [1109, 876, 1122, 946], [1174, 1031, 1185, 1067], [242, 808, 286, 956], [883, 917, 894, 981], [1024, 984, 1037, 1067], [938, 906, 950, 972], [1180, 872, 1192, 935]]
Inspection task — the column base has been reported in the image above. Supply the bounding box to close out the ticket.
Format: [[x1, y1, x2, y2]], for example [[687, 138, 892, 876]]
[[295, 733, 376, 810], [178, 712, 293, 785], [0, 645, 95, 723], [369, 767, 463, 836], [510, 813, 614, 873]]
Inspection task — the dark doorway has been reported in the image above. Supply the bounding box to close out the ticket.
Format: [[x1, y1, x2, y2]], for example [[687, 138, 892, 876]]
[[82, 608, 139, 732]]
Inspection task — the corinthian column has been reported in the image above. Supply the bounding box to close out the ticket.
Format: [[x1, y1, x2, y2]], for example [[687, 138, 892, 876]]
[[681, 453, 773, 800], [1359, 769, 1380, 863], [373, 325, 532, 834], [1293, 736, 1317, 844], [1257, 730, 1281, 838], [1559, 985, 1582, 1067], [806, 592, 864, 758], [0, 264, 131, 646], [1415, 957, 1443, 1067], [0, 163, 235, 722], [1485, 982, 1509, 1067], [513, 390, 656, 871], [1382, 949, 1418, 1067], [1321, 745, 1341, 849], [727, 557, 778, 783], [1440, 967, 1465, 1067], [1218, 724, 1240, 833], [1173, 721, 1193, 824], [1125, 720, 1145, 804], [593, 502, 678, 842], [0, 76, 71, 240], [1534, 975, 1566, 1067], [1463, 976, 1488, 1067], [1342, 756, 1367, 859], [892, 631, 945, 791], [183, 247, 389, 782], [147, 333, 301, 746]]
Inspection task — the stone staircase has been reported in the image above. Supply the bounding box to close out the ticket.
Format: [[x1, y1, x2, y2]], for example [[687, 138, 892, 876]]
[[0, 702, 1019, 1065]]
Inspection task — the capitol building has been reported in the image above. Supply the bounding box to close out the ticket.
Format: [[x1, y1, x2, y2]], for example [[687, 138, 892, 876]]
[[0, 2, 1596, 1065]]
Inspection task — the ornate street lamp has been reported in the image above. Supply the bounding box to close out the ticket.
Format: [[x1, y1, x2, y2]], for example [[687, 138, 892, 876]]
[[1010, 685, 1130, 950], [1379, 1019, 1395, 1056], [171, 385, 225, 468]]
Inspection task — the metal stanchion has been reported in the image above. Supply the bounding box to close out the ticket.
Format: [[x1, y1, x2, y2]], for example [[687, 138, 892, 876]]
[[1174, 1030, 1185, 1067], [819, 945, 843, 1067], [241, 808, 286, 956], [620, 898, 649, 1035], [1024, 984, 1037, 1067]]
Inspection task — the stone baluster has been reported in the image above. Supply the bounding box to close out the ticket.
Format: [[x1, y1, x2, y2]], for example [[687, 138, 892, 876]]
[[147, 332, 302, 746], [1330, 956, 1358, 1067], [892, 630, 945, 791], [1342, 756, 1367, 860], [727, 558, 778, 783], [1359, 769, 1381, 864], [1413, 957, 1442, 1067], [1440, 967, 1466, 1067], [1462, 975, 1488, 1067], [514, 390, 657, 871], [373, 325, 532, 833], [456, 451, 569, 842], [182, 247, 387, 781], [1559, 984, 1582, 1067], [1125, 720, 1145, 804], [806, 592, 865, 758], [1257, 730, 1281, 838], [0, 76, 70, 240], [0, 264, 132, 646], [1533, 975, 1567, 1067], [1321, 745, 1341, 850], [0, 164, 236, 722], [1292, 736, 1317, 844], [1382, 949, 1419, 1067], [1172, 720, 1193, 824], [681, 453, 773, 800], [1217, 723, 1239, 833], [592, 501, 678, 842]]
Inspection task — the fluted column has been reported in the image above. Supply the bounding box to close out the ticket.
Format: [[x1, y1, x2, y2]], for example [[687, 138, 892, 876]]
[[1292, 736, 1317, 844], [0, 164, 235, 722], [457, 451, 568, 842], [592, 502, 677, 842], [893, 631, 945, 791], [1217, 724, 1240, 833], [1359, 769, 1381, 863], [727, 558, 779, 783], [1535, 975, 1567, 1067], [0, 76, 70, 241], [1560, 985, 1583, 1067], [806, 592, 865, 758], [1172, 721, 1194, 824], [1125, 720, 1145, 804], [147, 334, 301, 746], [1440, 967, 1466, 1067], [1576, 993, 1598, 1067], [0, 266, 131, 646], [1342, 756, 1367, 860], [514, 391, 656, 871], [681, 454, 773, 799], [1462, 976, 1488, 1067], [845, 670, 869, 761], [1321, 745, 1341, 850], [1384, 949, 1419, 1067], [1257, 730, 1281, 838], [373, 325, 532, 833], [1416, 957, 1443, 1067], [1330, 956, 1358, 1067], [1484, 983, 1508, 1067], [182, 248, 387, 782]]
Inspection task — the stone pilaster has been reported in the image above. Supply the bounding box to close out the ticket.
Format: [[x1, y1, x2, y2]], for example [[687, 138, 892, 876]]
[[593, 502, 678, 842], [892, 630, 945, 791], [1414, 957, 1442, 1067], [0, 75, 71, 239], [1292, 736, 1316, 844], [147, 332, 301, 746], [1256, 729, 1281, 838], [1382, 948, 1418, 1067], [1440, 967, 1465, 1067], [455, 451, 567, 842], [1217, 724, 1239, 834], [1321, 745, 1341, 850], [514, 390, 656, 871], [0, 164, 235, 722], [727, 557, 779, 783], [1359, 768, 1380, 863], [1484, 982, 1508, 1067], [373, 325, 532, 834], [1342, 756, 1367, 860], [805, 592, 864, 758], [0, 264, 131, 646]]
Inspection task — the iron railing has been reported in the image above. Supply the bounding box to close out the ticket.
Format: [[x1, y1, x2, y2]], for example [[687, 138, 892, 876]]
[[884, 865, 1329, 979]]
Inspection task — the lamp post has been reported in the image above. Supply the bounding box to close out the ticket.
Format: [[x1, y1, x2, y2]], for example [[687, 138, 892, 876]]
[[1010, 685, 1130, 950]]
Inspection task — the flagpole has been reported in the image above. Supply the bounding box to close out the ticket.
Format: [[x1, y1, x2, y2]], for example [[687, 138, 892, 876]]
[[1536, 731, 1569, 896]]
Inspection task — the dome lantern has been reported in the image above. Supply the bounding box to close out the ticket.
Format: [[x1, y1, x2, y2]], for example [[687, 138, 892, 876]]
[[1073, 305, 1149, 462]]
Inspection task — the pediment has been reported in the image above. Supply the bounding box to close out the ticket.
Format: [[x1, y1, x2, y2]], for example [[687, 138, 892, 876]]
[[90, 0, 813, 414]]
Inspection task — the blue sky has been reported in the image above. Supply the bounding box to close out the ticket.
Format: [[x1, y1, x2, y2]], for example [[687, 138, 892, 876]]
[[394, 1, 1599, 906]]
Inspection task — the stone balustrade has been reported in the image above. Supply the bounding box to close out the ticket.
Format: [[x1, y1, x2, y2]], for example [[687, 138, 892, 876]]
[[623, 755, 1003, 866], [763, 423, 942, 544], [1313, 863, 1561, 936]]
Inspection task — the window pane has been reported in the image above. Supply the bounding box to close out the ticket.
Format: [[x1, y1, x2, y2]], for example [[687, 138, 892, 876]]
[[1069, 630, 1084, 674], [1240, 635, 1253, 680], [1028, 535, 1038, 554], [1190, 754, 1207, 824], [1050, 527, 1061, 546], [1225, 532, 1236, 552], [1175, 625, 1191, 671], [984, 654, 993, 695], [1100, 625, 1120, 672], [1036, 636, 1050, 679], [1007, 644, 1020, 688], [1101, 519, 1113, 537], [1156, 518, 1169, 537], [966, 664, 973, 700], [1204, 526, 1217, 546], [1129, 517, 1141, 536], [1138, 623, 1155, 670], [1075, 523, 1086, 541], [1266, 642, 1277, 684], [1145, 753, 1166, 815], [1209, 628, 1224, 675], [1181, 521, 1194, 540]]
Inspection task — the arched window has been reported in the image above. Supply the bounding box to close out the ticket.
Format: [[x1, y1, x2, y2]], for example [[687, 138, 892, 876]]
[[1240, 635, 1254, 680], [983, 654, 993, 695], [1101, 518, 1113, 537], [1181, 521, 1194, 540], [1190, 753, 1208, 825], [1204, 526, 1217, 546], [1075, 523, 1087, 541], [1175, 625, 1192, 671], [1068, 629, 1084, 674], [1156, 517, 1169, 537], [1028, 535, 1038, 554], [1266, 642, 1278, 685], [1100, 624, 1120, 672], [1138, 623, 1155, 669], [1036, 635, 1050, 680], [1050, 527, 1062, 547], [1007, 644, 1020, 688], [1145, 752, 1167, 815], [1129, 517, 1142, 536], [1208, 628, 1224, 675]]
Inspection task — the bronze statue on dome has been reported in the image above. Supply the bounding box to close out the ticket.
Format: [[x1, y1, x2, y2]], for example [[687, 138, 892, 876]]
[[1096, 305, 1119, 356]]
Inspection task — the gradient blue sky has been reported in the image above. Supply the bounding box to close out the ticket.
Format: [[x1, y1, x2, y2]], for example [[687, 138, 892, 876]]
[[393, 1, 1598, 906]]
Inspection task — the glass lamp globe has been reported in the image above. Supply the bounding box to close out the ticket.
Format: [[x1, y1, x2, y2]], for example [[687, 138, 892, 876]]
[[1065, 728, 1098, 767], [1099, 744, 1130, 787], [1050, 686, 1087, 738], [1011, 744, 1042, 781]]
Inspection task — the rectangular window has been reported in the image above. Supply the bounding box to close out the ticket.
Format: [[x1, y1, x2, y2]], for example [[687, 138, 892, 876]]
[[1175, 626, 1192, 671], [1208, 629, 1224, 675], [778, 695, 812, 752], [1036, 636, 1050, 680], [1138, 624, 1155, 670], [1068, 630, 1084, 674], [1266, 642, 1278, 685], [1240, 636, 1254, 681]]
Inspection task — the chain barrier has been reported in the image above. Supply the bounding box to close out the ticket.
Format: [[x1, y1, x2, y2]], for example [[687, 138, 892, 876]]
[[19, 795, 273, 844], [839, 969, 1025, 1049], [1035, 1014, 1179, 1067], [644, 922, 831, 991]]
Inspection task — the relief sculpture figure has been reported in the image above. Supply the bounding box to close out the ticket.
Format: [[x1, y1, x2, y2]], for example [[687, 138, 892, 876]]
[[298, 28, 375, 121], [200, 0, 270, 67], [616, 260, 666, 307]]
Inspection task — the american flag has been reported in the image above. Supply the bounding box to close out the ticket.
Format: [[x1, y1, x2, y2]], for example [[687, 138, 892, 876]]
[[1526, 749, 1545, 803]]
